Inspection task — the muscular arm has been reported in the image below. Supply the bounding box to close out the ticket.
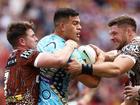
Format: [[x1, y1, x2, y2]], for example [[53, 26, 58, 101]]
[[67, 55, 135, 78], [92, 55, 135, 77], [75, 74, 100, 88], [35, 40, 77, 68]]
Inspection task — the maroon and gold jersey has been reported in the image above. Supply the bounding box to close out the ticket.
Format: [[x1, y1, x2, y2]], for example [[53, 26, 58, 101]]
[[4, 49, 40, 105], [120, 37, 140, 86]]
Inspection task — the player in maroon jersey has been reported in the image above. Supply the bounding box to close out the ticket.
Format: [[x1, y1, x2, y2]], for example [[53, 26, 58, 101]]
[[4, 21, 78, 105]]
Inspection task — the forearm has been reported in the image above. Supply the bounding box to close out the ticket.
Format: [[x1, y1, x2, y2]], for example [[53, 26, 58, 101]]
[[35, 45, 75, 68], [92, 62, 121, 77], [75, 74, 100, 88], [92, 56, 135, 78], [53, 39, 78, 67], [55, 44, 75, 65], [68, 53, 134, 78]]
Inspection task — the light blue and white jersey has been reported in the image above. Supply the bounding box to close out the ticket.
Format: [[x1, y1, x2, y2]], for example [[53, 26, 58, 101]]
[[37, 34, 83, 105]]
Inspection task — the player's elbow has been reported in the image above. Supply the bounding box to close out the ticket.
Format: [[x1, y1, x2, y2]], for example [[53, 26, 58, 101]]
[[87, 80, 100, 88], [84, 77, 101, 88], [78, 75, 100, 88]]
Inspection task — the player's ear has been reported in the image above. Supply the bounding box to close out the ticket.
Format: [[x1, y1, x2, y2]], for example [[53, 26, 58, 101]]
[[127, 27, 133, 37], [60, 22, 65, 32], [18, 37, 26, 46]]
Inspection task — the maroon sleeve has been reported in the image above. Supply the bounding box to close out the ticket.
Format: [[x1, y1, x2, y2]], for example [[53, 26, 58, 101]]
[[19, 49, 40, 66]]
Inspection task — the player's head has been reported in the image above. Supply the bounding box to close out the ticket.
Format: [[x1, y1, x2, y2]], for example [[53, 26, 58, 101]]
[[108, 15, 137, 50], [7, 21, 38, 49], [54, 8, 82, 42]]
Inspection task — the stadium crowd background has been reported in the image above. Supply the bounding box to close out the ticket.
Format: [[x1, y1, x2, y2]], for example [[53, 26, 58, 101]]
[[0, 0, 140, 105]]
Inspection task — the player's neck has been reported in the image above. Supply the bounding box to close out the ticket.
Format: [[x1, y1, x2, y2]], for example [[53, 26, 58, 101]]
[[54, 31, 66, 40], [16, 46, 28, 50]]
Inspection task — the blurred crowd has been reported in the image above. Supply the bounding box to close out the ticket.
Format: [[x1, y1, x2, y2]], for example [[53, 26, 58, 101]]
[[0, 0, 140, 105]]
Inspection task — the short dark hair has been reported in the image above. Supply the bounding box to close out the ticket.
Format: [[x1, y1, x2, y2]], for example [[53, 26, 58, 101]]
[[54, 8, 79, 27], [108, 15, 137, 32], [7, 21, 34, 47]]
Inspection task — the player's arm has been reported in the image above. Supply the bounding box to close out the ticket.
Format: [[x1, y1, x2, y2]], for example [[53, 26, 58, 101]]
[[69, 51, 103, 88], [74, 74, 100, 88], [69, 48, 103, 88], [92, 54, 135, 77], [67, 54, 135, 77], [73, 51, 103, 88], [35, 40, 77, 68]]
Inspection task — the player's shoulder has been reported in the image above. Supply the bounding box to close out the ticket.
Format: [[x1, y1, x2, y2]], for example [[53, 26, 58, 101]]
[[38, 34, 53, 44], [132, 36, 140, 47], [37, 34, 65, 52], [121, 37, 140, 56], [20, 49, 36, 59], [37, 34, 54, 51], [123, 37, 140, 51], [37, 34, 63, 46]]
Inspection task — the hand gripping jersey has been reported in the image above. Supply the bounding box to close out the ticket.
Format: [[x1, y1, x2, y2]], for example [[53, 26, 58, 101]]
[[37, 34, 84, 105], [4, 49, 40, 105]]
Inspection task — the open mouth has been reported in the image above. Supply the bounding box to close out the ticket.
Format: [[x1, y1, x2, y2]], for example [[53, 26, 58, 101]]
[[76, 33, 80, 37]]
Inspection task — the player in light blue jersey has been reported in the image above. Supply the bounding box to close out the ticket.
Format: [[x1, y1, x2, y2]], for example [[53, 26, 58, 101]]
[[37, 8, 100, 105]]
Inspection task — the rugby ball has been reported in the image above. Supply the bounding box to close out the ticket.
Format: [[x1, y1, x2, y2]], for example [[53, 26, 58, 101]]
[[78, 45, 97, 64]]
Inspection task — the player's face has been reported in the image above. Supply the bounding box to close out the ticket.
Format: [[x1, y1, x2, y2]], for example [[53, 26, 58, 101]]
[[109, 25, 128, 50], [24, 29, 38, 49], [63, 16, 82, 42]]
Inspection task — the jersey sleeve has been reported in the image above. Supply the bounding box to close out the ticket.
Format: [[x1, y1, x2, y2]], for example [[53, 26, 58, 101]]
[[19, 49, 39, 66], [37, 36, 57, 53], [120, 43, 140, 63], [37, 35, 65, 53]]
